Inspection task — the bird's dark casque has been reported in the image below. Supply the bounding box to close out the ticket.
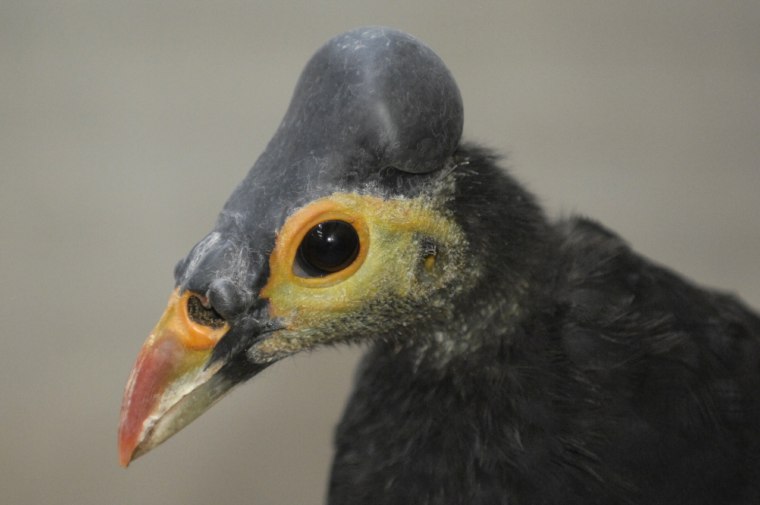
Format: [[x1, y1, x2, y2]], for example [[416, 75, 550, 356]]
[[118, 27, 760, 504]]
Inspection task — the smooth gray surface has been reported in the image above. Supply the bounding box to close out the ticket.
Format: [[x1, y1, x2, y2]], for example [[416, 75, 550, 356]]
[[1, 2, 758, 505]]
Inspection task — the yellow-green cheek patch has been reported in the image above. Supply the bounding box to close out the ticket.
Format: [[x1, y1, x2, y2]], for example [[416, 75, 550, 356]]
[[261, 192, 465, 331]]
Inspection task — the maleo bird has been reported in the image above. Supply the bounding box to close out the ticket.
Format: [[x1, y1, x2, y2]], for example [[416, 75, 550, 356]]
[[118, 27, 760, 504]]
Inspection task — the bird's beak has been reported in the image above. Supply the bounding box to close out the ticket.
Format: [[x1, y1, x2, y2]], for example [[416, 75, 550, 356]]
[[118, 289, 232, 466]]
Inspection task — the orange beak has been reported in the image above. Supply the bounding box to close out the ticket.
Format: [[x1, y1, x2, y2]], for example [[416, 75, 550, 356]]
[[118, 289, 230, 466]]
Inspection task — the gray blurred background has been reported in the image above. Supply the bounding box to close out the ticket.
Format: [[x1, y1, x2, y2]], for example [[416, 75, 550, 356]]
[[1, 2, 758, 504]]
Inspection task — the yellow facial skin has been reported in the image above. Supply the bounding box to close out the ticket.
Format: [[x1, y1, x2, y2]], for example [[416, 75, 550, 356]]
[[255, 192, 467, 361]]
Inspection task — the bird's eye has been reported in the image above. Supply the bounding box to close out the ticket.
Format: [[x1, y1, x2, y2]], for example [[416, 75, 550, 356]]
[[295, 220, 360, 277]]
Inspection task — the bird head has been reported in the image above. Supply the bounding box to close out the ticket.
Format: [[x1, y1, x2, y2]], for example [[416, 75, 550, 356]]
[[118, 27, 544, 466]]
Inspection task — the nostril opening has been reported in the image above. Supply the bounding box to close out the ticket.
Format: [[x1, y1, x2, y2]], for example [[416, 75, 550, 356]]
[[187, 294, 226, 328]]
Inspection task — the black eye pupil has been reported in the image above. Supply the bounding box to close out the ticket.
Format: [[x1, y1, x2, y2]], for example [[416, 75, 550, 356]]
[[296, 220, 360, 277]]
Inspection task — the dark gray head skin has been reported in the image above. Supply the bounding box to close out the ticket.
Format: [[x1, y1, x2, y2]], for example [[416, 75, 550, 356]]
[[174, 27, 465, 376]]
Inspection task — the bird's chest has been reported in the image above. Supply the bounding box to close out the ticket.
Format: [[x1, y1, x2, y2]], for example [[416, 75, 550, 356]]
[[328, 359, 528, 504], [326, 349, 631, 505]]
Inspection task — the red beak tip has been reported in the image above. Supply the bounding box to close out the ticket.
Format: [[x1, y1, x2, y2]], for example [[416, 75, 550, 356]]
[[118, 439, 135, 467], [118, 420, 140, 468]]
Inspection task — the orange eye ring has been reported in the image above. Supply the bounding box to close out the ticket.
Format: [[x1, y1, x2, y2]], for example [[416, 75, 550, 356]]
[[267, 200, 370, 289]]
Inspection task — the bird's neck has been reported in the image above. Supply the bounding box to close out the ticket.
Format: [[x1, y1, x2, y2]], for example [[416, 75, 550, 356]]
[[424, 151, 559, 369], [402, 241, 557, 376]]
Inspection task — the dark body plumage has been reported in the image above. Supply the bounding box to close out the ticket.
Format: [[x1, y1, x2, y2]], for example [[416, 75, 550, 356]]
[[329, 146, 760, 505]]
